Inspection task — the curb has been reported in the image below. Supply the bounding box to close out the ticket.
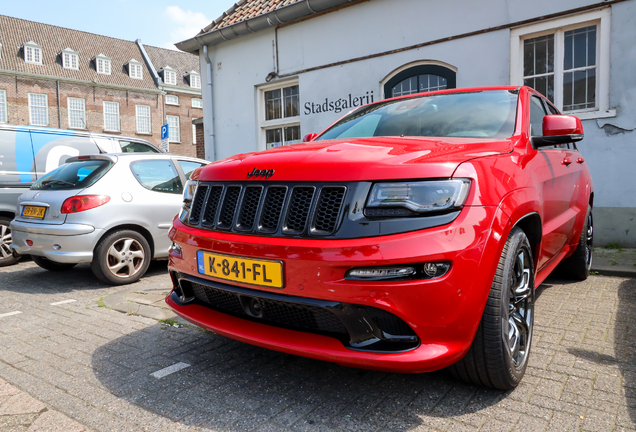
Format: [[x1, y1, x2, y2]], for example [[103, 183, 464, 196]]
[[102, 288, 177, 321]]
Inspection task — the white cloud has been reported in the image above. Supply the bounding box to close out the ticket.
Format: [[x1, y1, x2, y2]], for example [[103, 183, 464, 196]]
[[164, 6, 210, 48]]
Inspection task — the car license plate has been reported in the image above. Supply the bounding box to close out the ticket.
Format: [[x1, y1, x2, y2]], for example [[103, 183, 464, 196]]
[[22, 205, 46, 219], [197, 251, 284, 288]]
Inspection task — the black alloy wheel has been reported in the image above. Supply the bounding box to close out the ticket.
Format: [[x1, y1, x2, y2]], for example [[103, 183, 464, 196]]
[[449, 227, 535, 389]]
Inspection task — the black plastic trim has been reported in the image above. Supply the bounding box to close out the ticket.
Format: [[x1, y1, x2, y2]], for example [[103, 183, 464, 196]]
[[172, 273, 420, 353]]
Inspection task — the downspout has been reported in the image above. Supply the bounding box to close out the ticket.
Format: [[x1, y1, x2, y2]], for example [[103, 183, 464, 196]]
[[56, 80, 61, 128], [202, 45, 216, 161]]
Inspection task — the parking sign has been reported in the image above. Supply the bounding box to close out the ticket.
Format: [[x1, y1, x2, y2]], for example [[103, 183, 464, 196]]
[[161, 124, 169, 152]]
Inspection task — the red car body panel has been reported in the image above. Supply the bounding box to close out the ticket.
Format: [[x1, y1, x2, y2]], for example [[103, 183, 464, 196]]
[[166, 86, 593, 373]]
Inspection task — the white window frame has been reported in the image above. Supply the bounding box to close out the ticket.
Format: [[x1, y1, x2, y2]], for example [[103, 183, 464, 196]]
[[28, 93, 48, 126], [24, 42, 42, 65], [0, 89, 7, 123], [128, 60, 143, 79], [190, 74, 201, 89], [192, 98, 203, 109], [62, 49, 79, 70], [258, 79, 301, 151], [163, 69, 177, 85], [165, 95, 179, 106], [67, 97, 86, 129], [103, 101, 120, 132], [135, 105, 151, 134], [96, 54, 111, 75], [510, 8, 613, 120], [167, 115, 180, 143], [192, 118, 198, 145]]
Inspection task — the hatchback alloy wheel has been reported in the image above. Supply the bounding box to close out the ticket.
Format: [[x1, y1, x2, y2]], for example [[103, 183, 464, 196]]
[[91, 229, 151, 285], [107, 237, 145, 278]]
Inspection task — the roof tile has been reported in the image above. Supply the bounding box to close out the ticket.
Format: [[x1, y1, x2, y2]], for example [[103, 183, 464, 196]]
[[0, 15, 156, 90]]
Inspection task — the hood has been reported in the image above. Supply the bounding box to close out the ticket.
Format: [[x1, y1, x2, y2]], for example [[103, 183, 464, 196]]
[[197, 137, 515, 182]]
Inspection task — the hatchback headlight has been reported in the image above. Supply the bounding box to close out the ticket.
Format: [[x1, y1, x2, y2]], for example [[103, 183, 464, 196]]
[[366, 179, 471, 215]]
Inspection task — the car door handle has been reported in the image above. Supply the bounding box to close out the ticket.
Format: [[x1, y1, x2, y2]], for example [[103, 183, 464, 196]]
[[561, 158, 572, 166], [576, 157, 585, 164]]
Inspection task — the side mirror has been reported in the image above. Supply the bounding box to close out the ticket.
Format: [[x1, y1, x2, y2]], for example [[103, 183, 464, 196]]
[[532, 115, 584, 147], [303, 133, 318, 142]]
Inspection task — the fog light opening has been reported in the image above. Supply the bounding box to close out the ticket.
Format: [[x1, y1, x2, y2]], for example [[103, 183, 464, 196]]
[[423, 262, 451, 279], [53, 244, 61, 251], [26, 240, 33, 246]]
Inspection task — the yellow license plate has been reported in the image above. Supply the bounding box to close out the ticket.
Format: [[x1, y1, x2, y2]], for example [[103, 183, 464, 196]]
[[22, 205, 46, 219], [197, 251, 284, 288]]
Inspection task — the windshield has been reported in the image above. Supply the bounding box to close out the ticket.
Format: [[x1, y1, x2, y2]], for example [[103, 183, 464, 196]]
[[31, 159, 113, 191], [316, 90, 518, 141]]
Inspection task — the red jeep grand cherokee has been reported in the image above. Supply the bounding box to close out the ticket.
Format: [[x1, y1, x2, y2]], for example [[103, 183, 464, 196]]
[[166, 86, 593, 389]]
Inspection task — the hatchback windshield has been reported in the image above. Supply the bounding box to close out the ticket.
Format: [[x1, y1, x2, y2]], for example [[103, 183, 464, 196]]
[[31, 159, 113, 190], [316, 90, 518, 141]]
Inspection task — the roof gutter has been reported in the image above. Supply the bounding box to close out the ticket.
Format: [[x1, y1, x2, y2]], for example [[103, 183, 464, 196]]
[[136, 39, 162, 86], [176, 0, 358, 53]]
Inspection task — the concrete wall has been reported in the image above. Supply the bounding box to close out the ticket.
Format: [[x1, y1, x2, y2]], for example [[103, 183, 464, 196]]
[[200, 0, 636, 246]]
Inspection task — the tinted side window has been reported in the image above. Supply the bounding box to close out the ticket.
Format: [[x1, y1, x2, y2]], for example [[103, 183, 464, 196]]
[[130, 160, 183, 194], [529, 96, 547, 137], [177, 160, 207, 180], [120, 141, 159, 153]]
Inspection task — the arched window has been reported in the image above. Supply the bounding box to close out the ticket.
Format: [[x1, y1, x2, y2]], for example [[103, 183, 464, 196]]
[[383, 64, 456, 98]]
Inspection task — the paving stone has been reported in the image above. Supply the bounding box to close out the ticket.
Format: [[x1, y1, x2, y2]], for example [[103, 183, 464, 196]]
[[26, 409, 87, 431]]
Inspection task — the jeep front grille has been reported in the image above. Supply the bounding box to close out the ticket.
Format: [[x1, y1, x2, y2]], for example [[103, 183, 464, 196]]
[[187, 182, 347, 237]]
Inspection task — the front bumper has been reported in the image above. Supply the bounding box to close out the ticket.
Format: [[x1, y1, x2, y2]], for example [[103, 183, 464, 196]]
[[11, 220, 103, 263], [167, 204, 507, 372]]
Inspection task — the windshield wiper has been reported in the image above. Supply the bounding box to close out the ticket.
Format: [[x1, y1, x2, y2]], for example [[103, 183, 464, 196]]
[[41, 180, 76, 187]]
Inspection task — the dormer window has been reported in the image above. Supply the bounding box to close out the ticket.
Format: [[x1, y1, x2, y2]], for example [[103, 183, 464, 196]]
[[186, 71, 201, 89], [95, 54, 111, 75], [24, 41, 42, 65], [127, 59, 143, 80], [161, 67, 177, 85], [62, 48, 79, 70]]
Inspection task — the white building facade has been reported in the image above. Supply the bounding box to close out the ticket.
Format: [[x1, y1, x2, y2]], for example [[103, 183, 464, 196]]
[[177, 0, 636, 246]]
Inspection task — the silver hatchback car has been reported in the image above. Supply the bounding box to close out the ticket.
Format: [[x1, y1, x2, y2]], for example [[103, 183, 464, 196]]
[[11, 153, 208, 285]]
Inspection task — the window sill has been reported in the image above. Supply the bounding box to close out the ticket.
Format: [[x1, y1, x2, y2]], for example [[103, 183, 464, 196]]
[[191, 106, 203, 109], [136, 132, 153, 136], [572, 109, 616, 121], [102, 130, 121, 134], [169, 141, 181, 144]]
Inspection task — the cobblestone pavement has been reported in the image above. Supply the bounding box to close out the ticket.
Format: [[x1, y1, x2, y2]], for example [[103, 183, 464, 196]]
[[0, 260, 635, 432]]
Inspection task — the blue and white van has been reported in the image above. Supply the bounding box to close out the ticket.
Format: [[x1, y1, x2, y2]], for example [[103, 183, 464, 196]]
[[0, 124, 161, 266]]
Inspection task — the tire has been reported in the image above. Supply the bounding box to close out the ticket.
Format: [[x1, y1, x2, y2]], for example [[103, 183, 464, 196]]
[[91, 229, 151, 285], [0, 217, 20, 267], [559, 205, 593, 281], [32, 256, 77, 271], [449, 227, 535, 390]]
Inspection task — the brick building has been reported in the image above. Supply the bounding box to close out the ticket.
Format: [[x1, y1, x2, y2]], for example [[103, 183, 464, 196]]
[[0, 14, 203, 158]]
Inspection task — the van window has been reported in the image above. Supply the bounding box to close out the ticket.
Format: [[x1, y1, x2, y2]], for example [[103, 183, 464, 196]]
[[120, 140, 159, 153], [31, 159, 113, 190]]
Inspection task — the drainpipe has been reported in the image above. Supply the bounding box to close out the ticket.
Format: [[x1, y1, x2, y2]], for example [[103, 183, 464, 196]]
[[202, 45, 216, 161], [56, 80, 61, 128]]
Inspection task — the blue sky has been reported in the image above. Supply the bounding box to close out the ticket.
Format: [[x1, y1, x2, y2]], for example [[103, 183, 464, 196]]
[[2, 1, 232, 50]]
